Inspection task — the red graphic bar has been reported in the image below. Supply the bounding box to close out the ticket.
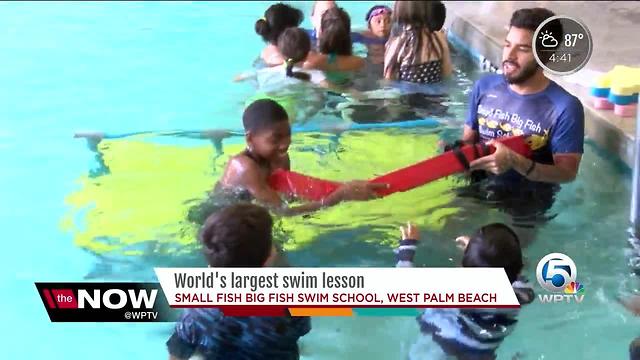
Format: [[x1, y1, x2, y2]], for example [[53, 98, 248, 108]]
[[51, 289, 78, 309], [43, 289, 56, 309], [218, 306, 288, 316], [171, 304, 520, 312]]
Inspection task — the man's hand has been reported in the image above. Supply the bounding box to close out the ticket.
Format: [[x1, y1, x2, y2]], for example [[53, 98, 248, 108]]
[[336, 181, 389, 202], [469, 140, 515, 174]]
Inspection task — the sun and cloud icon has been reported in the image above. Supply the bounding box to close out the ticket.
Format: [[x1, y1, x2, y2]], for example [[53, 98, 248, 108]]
[[539, 30, 558, 48]]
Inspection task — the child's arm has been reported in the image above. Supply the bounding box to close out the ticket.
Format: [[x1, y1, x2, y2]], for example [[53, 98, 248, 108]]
[[353, 31, 387, 45], [304, 53, 365, 72], [396, 222, 419, 267], [229, 157, 387, 216], [383, 36, 400, 80], [437, 31, 453, 78], [233, 69, 257, 82], [331, 55, 365, 72]]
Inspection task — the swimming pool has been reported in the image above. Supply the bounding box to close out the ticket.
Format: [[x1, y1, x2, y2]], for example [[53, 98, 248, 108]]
[[2, 1, 638, 359]]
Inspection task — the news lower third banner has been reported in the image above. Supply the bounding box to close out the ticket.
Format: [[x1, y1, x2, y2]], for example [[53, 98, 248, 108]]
[[156, 268, 520, 316], [36, 268, 520, 322]]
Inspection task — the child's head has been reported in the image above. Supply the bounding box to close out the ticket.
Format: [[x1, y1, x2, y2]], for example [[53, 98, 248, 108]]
[[277, 27, 312, 81], [393, 0, 446, 32], [319, 7, 352, 56], [462, 223, 523, 284], [255, 3, 304, 45], [242, 99, 292, 161], [365, 5, 392, 38], [311, 1, 336, 34], [630, 337, 640, 360], [200, 203, 274, 267]]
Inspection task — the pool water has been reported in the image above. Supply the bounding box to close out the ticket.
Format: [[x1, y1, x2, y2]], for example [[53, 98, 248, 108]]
[[2, 1, 638, 359]]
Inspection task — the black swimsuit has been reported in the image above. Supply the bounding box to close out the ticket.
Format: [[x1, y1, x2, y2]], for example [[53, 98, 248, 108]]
[[398, 60, 442, 84]]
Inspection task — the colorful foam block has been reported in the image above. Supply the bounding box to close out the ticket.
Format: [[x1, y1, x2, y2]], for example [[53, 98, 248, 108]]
[[592, 96, 614, 110], [614, 103, 638, 118], [592, 65, 640, 100], [608, 93, 638, 106], [590, 87, 610, 98]]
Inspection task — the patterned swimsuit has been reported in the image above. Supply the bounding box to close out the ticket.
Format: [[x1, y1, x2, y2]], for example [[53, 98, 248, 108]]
[[399, 60, 442, 84]]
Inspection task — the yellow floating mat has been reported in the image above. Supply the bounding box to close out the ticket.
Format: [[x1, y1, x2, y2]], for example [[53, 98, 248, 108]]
[[61, 131, 460, 257]]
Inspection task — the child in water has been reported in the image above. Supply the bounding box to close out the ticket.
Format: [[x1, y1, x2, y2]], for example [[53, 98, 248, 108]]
[[384, 0, 452, 84], [304, 7, 366, 87], [236, 27, 327, 89], [396, 222, 534, 359], [255, 3, 304, 66], [360, 5, 392, 65], [167, 203, 311, 360], [235, 27, 329, 124], [306, 1, 387, 48], [213, 99, 386, 217]]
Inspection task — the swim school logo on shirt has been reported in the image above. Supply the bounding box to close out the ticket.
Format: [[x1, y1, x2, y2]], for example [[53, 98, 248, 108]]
[[535, 253, 585, 304], [477, 105, 550, 151], [34, 282, 174, 322]]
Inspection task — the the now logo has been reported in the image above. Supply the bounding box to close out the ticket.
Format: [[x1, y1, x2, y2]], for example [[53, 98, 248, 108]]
[[41, 288, 157, 310], [78, 289, 157, 309], [35, 282, 171, 322]]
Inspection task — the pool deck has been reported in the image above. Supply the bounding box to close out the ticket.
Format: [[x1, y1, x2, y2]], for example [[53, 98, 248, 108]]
[[444, 1, 640, 167]]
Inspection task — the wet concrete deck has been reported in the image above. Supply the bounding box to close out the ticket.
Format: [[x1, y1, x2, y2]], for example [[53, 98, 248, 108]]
[[444, 1, 640, 166]]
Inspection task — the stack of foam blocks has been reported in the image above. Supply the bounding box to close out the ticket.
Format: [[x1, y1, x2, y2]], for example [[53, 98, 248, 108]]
[[591, 65, 640, 117]]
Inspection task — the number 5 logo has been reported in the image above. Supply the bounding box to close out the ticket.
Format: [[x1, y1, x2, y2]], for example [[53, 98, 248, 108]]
[[536, 253, 577, 292]]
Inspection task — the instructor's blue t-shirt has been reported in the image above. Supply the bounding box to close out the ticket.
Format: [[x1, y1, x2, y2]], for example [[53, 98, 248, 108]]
[[466, 74, 584, 172]]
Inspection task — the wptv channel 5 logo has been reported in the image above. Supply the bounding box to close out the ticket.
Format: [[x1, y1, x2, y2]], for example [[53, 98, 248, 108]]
[[35, 282, 174, 322], [536, 253, 585, 304]]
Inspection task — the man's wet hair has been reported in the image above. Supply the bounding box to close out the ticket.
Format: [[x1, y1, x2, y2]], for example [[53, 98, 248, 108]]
[[462, 223, 523, 283], [242, 99, 289, 134], [509, 7, 562, 65], [199, 203, 273, 267]]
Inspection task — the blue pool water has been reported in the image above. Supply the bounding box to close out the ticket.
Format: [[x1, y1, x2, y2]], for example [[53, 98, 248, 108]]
[[2, 1, 639, 359]]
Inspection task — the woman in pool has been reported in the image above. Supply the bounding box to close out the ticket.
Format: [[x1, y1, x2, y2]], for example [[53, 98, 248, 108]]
[[304, 7, 365, 87], [200, 99, 387, 219], [255, 3, 304, 66], [384, 1, 452, 84]]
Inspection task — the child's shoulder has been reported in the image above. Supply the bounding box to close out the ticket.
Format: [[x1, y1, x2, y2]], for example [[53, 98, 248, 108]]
[[229, 151, 259, 167], [220, 152, 263, 187]]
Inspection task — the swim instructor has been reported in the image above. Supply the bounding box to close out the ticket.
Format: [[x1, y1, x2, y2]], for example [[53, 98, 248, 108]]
[[458, 8, 585, 228]]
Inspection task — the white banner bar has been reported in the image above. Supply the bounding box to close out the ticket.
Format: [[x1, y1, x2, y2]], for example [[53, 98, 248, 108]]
[[154, 268, 519, 308]]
